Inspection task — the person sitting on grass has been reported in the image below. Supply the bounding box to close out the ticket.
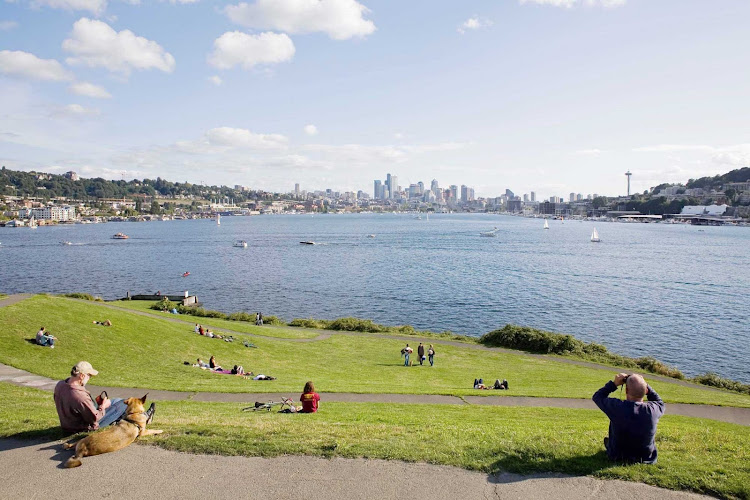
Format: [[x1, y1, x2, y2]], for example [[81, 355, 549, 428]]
[[209, 355, 222, 371], [198, 325, 205, 336], [36, 326, 57, 348], [492, 379, 509, 390], [300, 381, 320, 413], [53, 361, 155, 434], [231, 365, 253, 376], [593, 373, 665, 464], [194, 358, 210, 369], [92, 319, 112, 326]]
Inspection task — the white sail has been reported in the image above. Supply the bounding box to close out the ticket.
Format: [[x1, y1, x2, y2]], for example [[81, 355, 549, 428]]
[[591, 228, 600, 242], [216, 213, 221, 225], [543, 220, 549, 229]]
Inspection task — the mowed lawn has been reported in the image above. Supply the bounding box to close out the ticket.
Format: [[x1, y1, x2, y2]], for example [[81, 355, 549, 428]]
[[1, 295, 749, 406], [0, 383, 747, 499], [100, 299, 319, 339]]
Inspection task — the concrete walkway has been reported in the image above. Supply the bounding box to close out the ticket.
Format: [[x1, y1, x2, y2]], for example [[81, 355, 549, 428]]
[[0, 438, 710, 500], [1, 363, 748, 425]]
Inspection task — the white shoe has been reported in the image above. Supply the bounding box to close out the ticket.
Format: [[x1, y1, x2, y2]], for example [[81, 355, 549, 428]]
[[50, 345, 54, 349]]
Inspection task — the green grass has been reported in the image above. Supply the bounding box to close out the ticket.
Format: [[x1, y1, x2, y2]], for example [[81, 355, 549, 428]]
[[1, 295, 749, 407], [0, 383, 747, 499], [93, 298, 319, 339]]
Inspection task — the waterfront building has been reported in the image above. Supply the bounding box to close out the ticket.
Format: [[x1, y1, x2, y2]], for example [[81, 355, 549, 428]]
[[31, 205, 76, 221]]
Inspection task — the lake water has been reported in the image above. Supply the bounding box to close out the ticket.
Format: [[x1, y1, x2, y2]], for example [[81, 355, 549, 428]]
[[1, 213, 748, 382]]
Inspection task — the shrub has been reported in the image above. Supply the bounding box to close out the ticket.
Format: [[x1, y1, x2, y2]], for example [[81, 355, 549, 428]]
[[150, 298, 177, 312], [227, 312, 255, 323], [327, 317, 385, 333], [290, 318, 327, 329], [636, 356, 684, 380], [262, 315, 285, 326], [64, 293, 102, 301], [692, 373, 750, 395]]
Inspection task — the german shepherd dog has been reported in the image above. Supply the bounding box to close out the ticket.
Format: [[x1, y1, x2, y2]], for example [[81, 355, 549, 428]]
[[62, 394, 162, 468]]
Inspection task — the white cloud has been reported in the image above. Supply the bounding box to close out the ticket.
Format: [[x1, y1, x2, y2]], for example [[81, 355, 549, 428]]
[[51, 103, 101, 118], [0, 50, 74, 81], [0, 21, 19, 30], [205, 127, 288, 149], [208, 31, 294, 70], [633, 144, 715, 153], [457, 16, 492, 35], [225, 0, 375, 40], [303, 124, 318, 136], [68, 81, 112, 98], [576, 148, 603, 155], [519, 0, 626, 7], [30, 0, 107, 15], [208, 75, 223, 86], [63, 18, 176, 75], [394, 133, 404, 140]]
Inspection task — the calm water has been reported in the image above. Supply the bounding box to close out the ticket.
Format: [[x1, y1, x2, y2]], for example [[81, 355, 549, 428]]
[[1, 214, 748, 382]]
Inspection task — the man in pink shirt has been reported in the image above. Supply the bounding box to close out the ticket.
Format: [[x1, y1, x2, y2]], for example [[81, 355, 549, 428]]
[[53, 361, 154, 433]]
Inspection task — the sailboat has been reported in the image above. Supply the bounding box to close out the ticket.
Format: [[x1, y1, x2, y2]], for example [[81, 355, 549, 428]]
[[216, 213, 221, 226], [591, 228, 601, 243], [29, 216, 37, 229], [543, 220, 549, 230]]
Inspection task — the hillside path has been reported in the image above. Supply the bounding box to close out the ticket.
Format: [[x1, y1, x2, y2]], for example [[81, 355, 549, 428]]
[[1, 363, 748, 425]]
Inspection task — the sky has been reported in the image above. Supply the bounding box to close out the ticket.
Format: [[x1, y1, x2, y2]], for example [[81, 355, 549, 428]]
[[1, 0, 750, 200]]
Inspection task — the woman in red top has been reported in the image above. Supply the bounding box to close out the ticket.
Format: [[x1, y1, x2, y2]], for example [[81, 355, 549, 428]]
[[300, 381, 320, 413]]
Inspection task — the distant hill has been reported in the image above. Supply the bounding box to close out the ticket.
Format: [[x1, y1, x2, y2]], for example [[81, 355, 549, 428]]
[[686, 167, 750, 190]]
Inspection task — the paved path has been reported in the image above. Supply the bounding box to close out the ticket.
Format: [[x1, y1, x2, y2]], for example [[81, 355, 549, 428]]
[[0, 438, 710, 500], [2, 363, 748, 425]]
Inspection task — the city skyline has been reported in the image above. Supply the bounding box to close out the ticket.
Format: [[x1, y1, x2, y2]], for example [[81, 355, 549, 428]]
[[2, 1, 750, 197]]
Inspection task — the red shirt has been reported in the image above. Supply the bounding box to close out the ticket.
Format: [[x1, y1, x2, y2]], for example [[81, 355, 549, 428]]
[[300, 392, 320, 413]]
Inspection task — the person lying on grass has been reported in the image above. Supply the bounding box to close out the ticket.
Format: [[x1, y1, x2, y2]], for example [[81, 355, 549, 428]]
[[92, 319, 112, 326], [593, 373, 665, 464], [473, 378, 509, 390]]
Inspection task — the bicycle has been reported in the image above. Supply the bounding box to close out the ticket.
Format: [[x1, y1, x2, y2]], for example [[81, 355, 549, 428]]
[[242, 397, 295, 412]]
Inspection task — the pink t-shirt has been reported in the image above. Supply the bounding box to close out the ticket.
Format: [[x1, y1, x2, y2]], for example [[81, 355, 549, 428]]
[[300, 392, 320, 413]]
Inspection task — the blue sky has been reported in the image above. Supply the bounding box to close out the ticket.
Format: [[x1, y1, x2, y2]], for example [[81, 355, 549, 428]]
[[1, 0, 749, 199]]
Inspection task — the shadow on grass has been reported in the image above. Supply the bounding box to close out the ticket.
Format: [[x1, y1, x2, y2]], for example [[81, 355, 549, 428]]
[[487, 449, 611, 484]]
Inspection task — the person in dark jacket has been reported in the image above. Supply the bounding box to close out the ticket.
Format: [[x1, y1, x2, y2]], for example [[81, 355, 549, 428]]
[[417, 343, 425, 365], [593, 373, 665, 464]]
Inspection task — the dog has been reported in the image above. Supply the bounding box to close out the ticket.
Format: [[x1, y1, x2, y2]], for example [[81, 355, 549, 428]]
[[62, 394, 162, 468]]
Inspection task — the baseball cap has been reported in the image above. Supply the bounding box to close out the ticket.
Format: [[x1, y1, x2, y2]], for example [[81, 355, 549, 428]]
[[73, 361, 99, 376]]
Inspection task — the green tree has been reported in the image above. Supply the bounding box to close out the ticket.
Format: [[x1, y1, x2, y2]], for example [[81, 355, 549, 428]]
[[150, 200, 161, 214]]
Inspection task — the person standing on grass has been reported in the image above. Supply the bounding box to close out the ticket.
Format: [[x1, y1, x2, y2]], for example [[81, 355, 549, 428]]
[[428, 345, 435, 367], [402, 344, 413, 366], [300, 381, 320, 413], [255, 312, 260, 325], [259, 312, 263, 326], [417, 343, 425, 366], [593, 373, 665, 464]]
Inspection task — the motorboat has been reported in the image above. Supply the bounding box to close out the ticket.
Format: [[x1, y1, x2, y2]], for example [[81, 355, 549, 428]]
[[300, 241, 316, 245], [479, 227, 499, 237], [234, 240, 248, 248], [61, 241, 72, 246], [591, 228, 601, 243], [112, 233, 129, 239], [367, 234, 376, 238], [182, 271, 191, 277]]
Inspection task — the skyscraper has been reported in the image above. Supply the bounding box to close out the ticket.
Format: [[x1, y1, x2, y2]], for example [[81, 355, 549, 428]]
[[374, 180, 382, 200], [505, 189, 514, 199], [523, 194, 529, 202], [530, 191, 536, 202], [390, 175, 398, 199], [460, 185, 468, 202], [431, 179, 439, 196], [386, 174, 392, 198], [569, 193, 575, 202]]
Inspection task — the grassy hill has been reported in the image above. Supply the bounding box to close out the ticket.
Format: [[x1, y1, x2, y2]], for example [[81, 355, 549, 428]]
[[0, 295, 748, 406]]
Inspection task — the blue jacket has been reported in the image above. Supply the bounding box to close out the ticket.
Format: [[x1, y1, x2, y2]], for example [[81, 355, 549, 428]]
[[592, 380, 665, 463]]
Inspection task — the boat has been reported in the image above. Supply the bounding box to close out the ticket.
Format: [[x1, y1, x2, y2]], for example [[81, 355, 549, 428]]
[[543, 220, 549, 230], [112, 233, 129, 239], [479, 227, 499, 237], [182, 271, 191, 277], [216, 214, 221, 225], [367, 234, 376, 238], [591, 228, 600, 243], [61, 241, 72, 246], [300, 241, 316, 245], [29, 216, 37, 229], [233, 240, 248, 248]]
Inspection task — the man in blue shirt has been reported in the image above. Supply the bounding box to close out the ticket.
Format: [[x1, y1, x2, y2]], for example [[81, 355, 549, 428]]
[[593, 373, 665, 464]]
